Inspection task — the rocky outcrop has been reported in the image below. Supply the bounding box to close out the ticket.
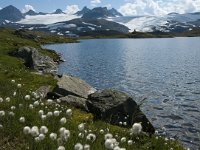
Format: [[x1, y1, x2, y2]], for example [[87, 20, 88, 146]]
[[10, 46, 58, 74], [52, 75, 96, 99], [35, 86, 51, 99], [86, 89, 155, 134]]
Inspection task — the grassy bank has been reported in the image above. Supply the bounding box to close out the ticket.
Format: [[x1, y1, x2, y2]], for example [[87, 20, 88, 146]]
[[0, 28, 185, 150]]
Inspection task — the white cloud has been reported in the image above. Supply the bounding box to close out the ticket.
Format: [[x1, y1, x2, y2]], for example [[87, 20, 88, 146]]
[[119, 0, 200, 16], [22, 4, 35, 13], [105, 4, 112, 9], [91, 0, 101, 7], [64, 5, 80, 15]]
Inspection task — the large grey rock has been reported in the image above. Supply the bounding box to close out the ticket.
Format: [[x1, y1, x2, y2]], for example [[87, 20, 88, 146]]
[[86, 89, 155, 134], [52, 75, 96, 99], [10, 46, 58, 74], [35, 86, 51, 99], [60, 95, 87, 110]]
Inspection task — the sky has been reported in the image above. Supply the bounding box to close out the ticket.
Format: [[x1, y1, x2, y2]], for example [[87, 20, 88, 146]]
[[0, 0, 200, 16]]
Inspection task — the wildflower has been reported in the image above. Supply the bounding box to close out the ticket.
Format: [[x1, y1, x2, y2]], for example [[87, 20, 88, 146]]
[[127, 140, 133, 145], [34, 137, 41, 142], [121, 137, 126, 143], [19, 104, 23, 108], [123, 122, 127, 126], [155, 130, 159, 135], [119, 122, 122, 125], [57, 99, 61, 103], [29, 104, 34, 109], [86, 133, 96, 142], [60, 117, 67, 125], [13, 91, 17, 97], [41, 115, 47, 121], [40, 126, 48, 134], [38, 110, 44, 116], [54, 110, 60, 116], [9, 111, 15, 116], [0, 124, 3, 129], [105, 139, 115, 149], [17, 84, 22, 88], [5, 97, 10, 102], [11, 79, 15, 83], [60, 129, 70, 141], [25, 95, 31, 100], [31, 126, 39, 137], [84, 144, 90, 150], [50, 133, 57, 140], [0, 97, 3, 102], [78, 123, 85, 132], [11, 106, 16, 110], [34, 101, 39, 106], [100, 129, 104, 134], [58, 146, 65, 150], [78, 132, 84, 138], [74, 143, 83, 150], [0, 111, 5, 117], [19, 117, 25, 123], [59, 127, 66, 134], [104, 133, 113, 140], [66, 109, 72, 117], [47, 112, 53, 117], [23, 126, 31, 135], [38, 133, 45, 140], [130, 123, 142, 134], [47, 99, 53, 105]]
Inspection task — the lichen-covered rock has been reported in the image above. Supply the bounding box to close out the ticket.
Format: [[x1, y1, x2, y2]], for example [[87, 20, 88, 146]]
[[10, 46, 58, 74], [52, 74, 96, 99], [86, 89, 155, 134]]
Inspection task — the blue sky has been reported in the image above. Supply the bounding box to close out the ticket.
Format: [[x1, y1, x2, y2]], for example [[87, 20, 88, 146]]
[[0, 0, 200, 16]]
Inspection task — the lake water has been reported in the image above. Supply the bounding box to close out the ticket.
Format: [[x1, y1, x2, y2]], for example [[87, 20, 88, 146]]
[[43, 37, 200, 149]]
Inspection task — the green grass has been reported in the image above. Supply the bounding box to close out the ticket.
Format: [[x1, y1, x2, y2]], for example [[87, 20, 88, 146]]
[[0, 28, 185, 150]]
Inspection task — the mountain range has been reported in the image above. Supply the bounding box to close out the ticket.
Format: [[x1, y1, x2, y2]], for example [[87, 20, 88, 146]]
[[0, 5, 200, 36]]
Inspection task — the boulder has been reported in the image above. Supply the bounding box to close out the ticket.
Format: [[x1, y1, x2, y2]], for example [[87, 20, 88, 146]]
[[52, 75, 96, 99], [86, 89, 155, 134], [10, 46, 58, 74], [60, 95, 88, 111], [35, 86, 51, 99]]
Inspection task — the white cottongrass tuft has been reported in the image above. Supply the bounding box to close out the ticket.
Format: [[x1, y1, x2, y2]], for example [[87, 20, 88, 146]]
[[40, 126, 48, 134], [104, 133, 113, 140], [78, 123, 85, 132], [17, 84, 22, 88], [74, 143, 83, 150], [25, 95, 31, 100], [66, 109, 72, 117], [105, 138, 117, 150], [130, 122, 142, 134], [121, 137, 126, 143], [0, 97, 3, 102], [84, 144, 90, 150], [13, 91, 17, 97], [38, 110, 44, 116], [29, 104, 34, 109], [41, 115, 47, 121], [11, 79, 15, 83], [100, 129, 104, 134], [60, 117, 67, 125], [54, 110, 60, 116], [47, 112, 53, 117], [0, 111, 5, 117], [78, 132, 84, 139], [19, 117, 25, 123], [33, 101, 39, 106], [0, 124, 3, 129], [47, 99, 53, 105], [19, 104, 23, 108], [86, 133, 96, 142], [8, 111, 15, 116], [50, 133, 57, 141], [23, 126, 31, 135], [31, 126, 39, 137], [38, 133, 45, 140], [5, 97, 10, 102], [57, 146, 65, 150], [11, 106, 16, 110], [127, 140, 133, 145]]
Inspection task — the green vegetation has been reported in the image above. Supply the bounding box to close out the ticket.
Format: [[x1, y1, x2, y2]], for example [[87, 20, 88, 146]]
[[0, 28, 184, 149]]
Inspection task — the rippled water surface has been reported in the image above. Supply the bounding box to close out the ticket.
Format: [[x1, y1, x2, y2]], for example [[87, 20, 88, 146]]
[[43, 37, 200, 149]]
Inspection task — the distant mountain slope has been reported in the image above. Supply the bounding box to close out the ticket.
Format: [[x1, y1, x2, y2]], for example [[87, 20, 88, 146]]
[[75, 6, 90, 16], [24, 10, 38, 16], [0, 5, 24, 23], [82, 7, 123, 19]]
